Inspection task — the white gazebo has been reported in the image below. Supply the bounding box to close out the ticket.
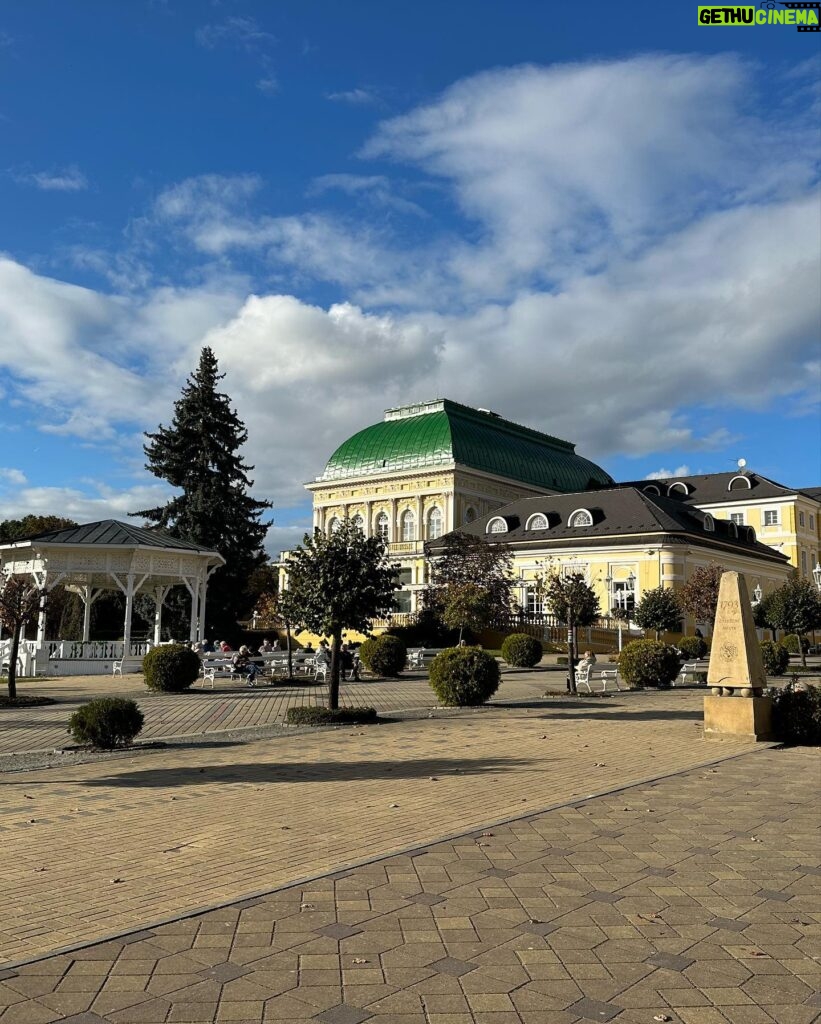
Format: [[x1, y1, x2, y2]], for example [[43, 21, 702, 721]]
[[0, 520, 224, 675]]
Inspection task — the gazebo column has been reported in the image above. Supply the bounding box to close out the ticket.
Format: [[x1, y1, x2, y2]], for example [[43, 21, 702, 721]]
[[189, 587, 199, 642], [152, 585, 171, 645], [122, 573, 136, 654], [36, 591, 48, 645], [197, 577, 208, 642], [81, 586, 102, 642]]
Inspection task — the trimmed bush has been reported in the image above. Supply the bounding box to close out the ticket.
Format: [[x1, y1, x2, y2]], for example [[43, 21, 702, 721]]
[[677, 635, 708, 660], [428, 646, 500, 706], [68, 697, 144, 748], [618, 640, 680, 690], [142, 644, 201, 692], [760, 640, 790, 677], [771, 683, 821, 745], [783, 634, 810, 655], [359, 635, 406, 677], [501, 633, 543, 668], [285, 705, 377, 726]]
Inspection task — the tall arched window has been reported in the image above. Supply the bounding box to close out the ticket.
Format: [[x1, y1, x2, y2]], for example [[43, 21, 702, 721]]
[[376, 512, 389, 541], [464, 507, 477, 524], [427, 507, 443, 539], [328, 517, 340, 535], [352, 514, 364, 534], [401, 511, 415, 542]]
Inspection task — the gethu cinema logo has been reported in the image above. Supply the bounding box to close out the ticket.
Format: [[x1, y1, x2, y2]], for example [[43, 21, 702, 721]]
[[698, 4, 820, 26]]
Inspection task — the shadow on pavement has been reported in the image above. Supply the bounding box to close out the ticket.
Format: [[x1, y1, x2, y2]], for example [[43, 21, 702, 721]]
[[79, 755, 536, 788]]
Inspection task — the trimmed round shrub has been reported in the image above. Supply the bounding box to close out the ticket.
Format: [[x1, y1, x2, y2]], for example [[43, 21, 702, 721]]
[[142, 644, 200, 692], [783, 634, 809, 655], [760, 640, 790, 677], [677, 635, 708, 660], [618, 640, 680, 690], [772, 683, 821, 745], [429, 646, 500, 706], [359, 635, 406, 677], [285, 706, 377, 726], [501, 633, 543, 668], [68, 697, 144, 749]]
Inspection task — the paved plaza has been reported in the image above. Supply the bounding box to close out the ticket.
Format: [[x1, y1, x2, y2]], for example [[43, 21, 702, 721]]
[[0, 673, 819, 1023]]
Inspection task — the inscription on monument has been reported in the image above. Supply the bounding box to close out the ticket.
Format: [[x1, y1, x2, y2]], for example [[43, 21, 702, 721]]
[[707, 572, 767, 697]]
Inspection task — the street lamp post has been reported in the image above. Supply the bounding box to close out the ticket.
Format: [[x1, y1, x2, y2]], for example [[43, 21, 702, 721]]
[[752, 583, 763, 605], [813, 562, 821, 592]]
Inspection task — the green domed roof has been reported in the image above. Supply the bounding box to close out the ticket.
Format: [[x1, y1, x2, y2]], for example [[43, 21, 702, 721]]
[[319, 400, 613, 493]]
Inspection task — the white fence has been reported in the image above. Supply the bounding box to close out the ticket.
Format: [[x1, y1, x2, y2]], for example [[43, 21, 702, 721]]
[[0, 639, 151, 677]]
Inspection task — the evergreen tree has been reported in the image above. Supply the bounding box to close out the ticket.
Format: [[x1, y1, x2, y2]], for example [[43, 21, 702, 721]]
[[135, 347, 271, 639]]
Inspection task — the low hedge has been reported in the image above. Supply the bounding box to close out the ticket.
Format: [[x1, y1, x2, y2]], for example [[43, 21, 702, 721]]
[[359, 635, 406, 677], [143, 644, 200, 692], [501, 633, 543, 668], [760, 640, 790, 677], [68, 697, 144, 748], [429, 646, 500, 706], [285, 706, 378, 725], [618, 640, 680, 690], [771, 684, 821, 745], [677, 635, 708, 660]]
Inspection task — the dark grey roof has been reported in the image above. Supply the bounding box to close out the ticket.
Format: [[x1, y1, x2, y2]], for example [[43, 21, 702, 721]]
[[800, 486, 821, 501], [18, 519, 220, 555], [428, 487, 789, 565], [616, 471, 816, 506]]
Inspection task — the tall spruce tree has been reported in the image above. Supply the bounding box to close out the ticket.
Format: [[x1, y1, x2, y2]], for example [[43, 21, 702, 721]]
[[134, 347, 271, 640]]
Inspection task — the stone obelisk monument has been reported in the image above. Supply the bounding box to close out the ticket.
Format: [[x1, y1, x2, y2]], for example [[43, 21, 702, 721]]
[[703, 572, 772, 740]]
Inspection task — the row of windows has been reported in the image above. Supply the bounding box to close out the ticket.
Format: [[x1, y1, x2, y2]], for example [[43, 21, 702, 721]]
[[487, 509, 595, 534], [326, 508, 443, 541], [643, 475, 753, 498]]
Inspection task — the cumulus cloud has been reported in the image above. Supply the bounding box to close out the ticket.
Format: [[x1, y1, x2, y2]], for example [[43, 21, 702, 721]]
[[645, 466, 691, 481], [0, 468, 27, 486]]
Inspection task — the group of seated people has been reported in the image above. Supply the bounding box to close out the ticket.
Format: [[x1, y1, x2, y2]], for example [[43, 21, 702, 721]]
[[187, 636, 360, 687]]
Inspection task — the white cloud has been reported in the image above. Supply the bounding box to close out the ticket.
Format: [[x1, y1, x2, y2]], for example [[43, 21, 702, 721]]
[[0, 482, 173, 524], [256, 75, 279, 95], [195, 16, 274, 51], [645, 466, 691, 481], [309, 174, 425, 216], [17, 166, 88, 192], [326, 88, 379, 105], [0, 468, 27, 486]]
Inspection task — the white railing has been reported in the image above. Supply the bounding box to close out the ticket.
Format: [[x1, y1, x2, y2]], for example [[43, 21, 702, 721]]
[[45, 640, 151, 660]]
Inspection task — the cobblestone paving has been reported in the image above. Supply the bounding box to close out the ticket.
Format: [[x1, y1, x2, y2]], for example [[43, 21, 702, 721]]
[[0, 745, 818, 1024], [0, 672, 554, 757], [0, 689, 759, 967]]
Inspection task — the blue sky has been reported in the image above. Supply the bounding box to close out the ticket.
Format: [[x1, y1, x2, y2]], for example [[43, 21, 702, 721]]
[[0, 1, 819, 554]]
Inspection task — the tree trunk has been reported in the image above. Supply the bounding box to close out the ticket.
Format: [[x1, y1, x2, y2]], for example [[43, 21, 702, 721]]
[[800, 642, 807, 669], [286, 622, 293, 679], [7, 623, 20, 700], [328, 631, 342, 710]]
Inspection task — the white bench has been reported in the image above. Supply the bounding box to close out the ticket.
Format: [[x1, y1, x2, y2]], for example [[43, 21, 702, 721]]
[[677, 661, 708, 686], [112, 657, 143, 676]]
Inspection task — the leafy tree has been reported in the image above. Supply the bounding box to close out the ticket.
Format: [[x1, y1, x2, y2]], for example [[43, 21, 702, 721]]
[[634, 586, 682, 640], [543, 572, 600, 694], [425, 533, 514, 631], [0, 575, 41, 699], [0, 515, 77, 543], [763, 573, 821, 668], [284, 519, 400, 708], [679, 563, 725, 627], [442, 582, 495, 642], [135, 347, 271, 640]]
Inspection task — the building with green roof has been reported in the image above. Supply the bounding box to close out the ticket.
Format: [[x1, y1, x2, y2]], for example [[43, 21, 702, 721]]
[[302, 400, 613, 613]]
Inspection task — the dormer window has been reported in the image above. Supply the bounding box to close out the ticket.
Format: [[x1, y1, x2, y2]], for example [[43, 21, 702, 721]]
[[703, 513, 715, 532], [643, 485, 660, 495], [728, 521, 738, 538], [746, 526, 757, 544], [728, 475, 752, 490], [568, 509, 593, 528], [526, 513, 549, 530], [487, 516, 508, 534], [667, 481, 689, 496]]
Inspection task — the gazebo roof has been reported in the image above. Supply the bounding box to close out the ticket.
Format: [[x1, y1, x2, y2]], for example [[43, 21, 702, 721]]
[[17, 519, 218, 555]]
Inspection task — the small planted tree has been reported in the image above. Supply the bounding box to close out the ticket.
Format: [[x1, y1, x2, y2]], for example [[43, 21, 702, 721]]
[[0, 574, 41, 700], [543, 572, 600, 694], [679, 563, 726, 629], [284, 519, 400, 709], [441, 581, 495, 643], [763, 574, 821, 668], [634, 586, 681, 640], [425, 533, 514, 634]]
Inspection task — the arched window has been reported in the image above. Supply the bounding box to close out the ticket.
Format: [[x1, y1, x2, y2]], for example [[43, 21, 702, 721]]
[[703, 513, 715, 532], [568, 508, 593, 528], [728, 521, 738, 538], [746, 526, 757, 544], [401, 511, 415, 542], [328, 517, 340, 535], [427, 507, 443, 540], [464, 506, 477, 524], [526, 513, 549, 530], [487, 516, 508, 534], [667, 482, 689, 496], [352, 514, 364, 533], [376, 512, 389, 541], [728, 475, 752, 490], [643, 485, 660, 495]]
